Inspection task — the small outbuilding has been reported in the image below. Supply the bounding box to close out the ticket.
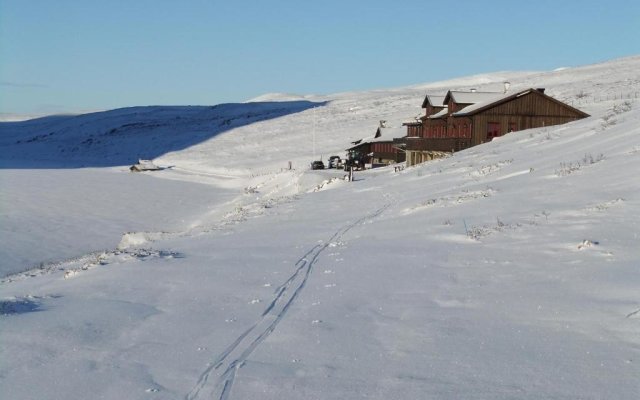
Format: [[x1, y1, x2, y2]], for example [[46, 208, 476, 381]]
[[347, 123, 406, 168]]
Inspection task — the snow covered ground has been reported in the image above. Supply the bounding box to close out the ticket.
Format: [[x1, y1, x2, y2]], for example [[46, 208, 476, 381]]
[[1, 56, 639, 399]]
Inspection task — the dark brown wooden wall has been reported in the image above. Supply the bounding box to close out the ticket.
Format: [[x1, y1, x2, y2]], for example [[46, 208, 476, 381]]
[[371, 142, 405, 163], [405, 138, 471, 152], [406, 124, 422, 137], [423, 119, 447, 138], [425, 105, 445, 117], [468, 91, 587, 145], [371, 142, 396, 153], [469, 114, 582, 145], [373, 152, 406, 163]]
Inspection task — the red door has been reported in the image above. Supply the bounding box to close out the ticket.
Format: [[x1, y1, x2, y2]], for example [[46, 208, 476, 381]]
[[487, 122, 501, 141]]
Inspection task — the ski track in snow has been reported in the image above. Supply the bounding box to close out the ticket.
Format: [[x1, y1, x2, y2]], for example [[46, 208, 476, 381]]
[[185, 200, 392, 400]]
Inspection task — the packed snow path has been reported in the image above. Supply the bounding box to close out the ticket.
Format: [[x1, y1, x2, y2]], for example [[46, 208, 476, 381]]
[[186, 200, 392, 400]]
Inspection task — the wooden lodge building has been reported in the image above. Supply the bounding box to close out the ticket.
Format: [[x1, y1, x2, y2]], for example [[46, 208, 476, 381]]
[[397, 88, 590, 166], [347, 123, 406, 167]]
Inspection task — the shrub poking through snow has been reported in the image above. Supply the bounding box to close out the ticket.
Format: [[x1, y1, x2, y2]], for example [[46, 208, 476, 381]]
[[555, 153, 604, 176], [601, 100, 633, 129]]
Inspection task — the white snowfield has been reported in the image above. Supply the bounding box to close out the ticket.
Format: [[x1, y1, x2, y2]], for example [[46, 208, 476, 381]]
[[1, 56, 639, 399]]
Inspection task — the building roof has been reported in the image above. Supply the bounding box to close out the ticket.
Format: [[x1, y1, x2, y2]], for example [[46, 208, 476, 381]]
[[403, 113, 423, 125], [373, 126, 406, 142], [452, 91, 515, 115], [421, 94, 447, 108], [451, 88, 590, 117], [444, 90, 503, 105], [427, 107, 449, 119], [348, 126, 406, 149]]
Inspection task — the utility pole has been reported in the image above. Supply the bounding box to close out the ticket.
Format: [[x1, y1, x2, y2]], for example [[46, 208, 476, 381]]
[[312, 106, 316, 160]]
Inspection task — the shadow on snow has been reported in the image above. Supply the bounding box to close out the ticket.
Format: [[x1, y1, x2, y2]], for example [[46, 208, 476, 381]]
[[0, 101, 327, 168], [0, 298, 42, 315]]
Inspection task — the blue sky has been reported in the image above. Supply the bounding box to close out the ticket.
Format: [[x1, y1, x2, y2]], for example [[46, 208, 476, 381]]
[[1, 0, 639, 116]]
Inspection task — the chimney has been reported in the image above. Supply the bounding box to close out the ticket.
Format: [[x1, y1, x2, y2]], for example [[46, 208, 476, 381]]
[[503, 81, 511, 93], [470, 88, 477, 93], [536, 88, 545, 94]]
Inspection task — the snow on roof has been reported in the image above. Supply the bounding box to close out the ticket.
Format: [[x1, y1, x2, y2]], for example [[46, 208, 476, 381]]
[[350, 135, 375, 145], [448, 91, 503, 104], [452, 89, 532, 116], [373, 126, 406, 142], [349, 126, 406, 148], [422, 94, 446, 107], [403, 120, 422, 126], [427, 107, 449, 119]]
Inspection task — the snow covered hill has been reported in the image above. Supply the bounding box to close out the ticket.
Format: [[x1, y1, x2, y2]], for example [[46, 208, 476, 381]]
[[1, 55, 639, 399], [0, 101, 322, 168]]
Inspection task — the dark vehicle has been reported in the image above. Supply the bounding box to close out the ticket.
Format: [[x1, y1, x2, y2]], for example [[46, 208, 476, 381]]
[[328, 155, 341, 169], [310, 160, 325, 170]]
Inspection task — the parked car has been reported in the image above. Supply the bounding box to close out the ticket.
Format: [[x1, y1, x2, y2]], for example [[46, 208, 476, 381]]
[[310, 160, 325, 170], [328, 155, 341, 169]]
